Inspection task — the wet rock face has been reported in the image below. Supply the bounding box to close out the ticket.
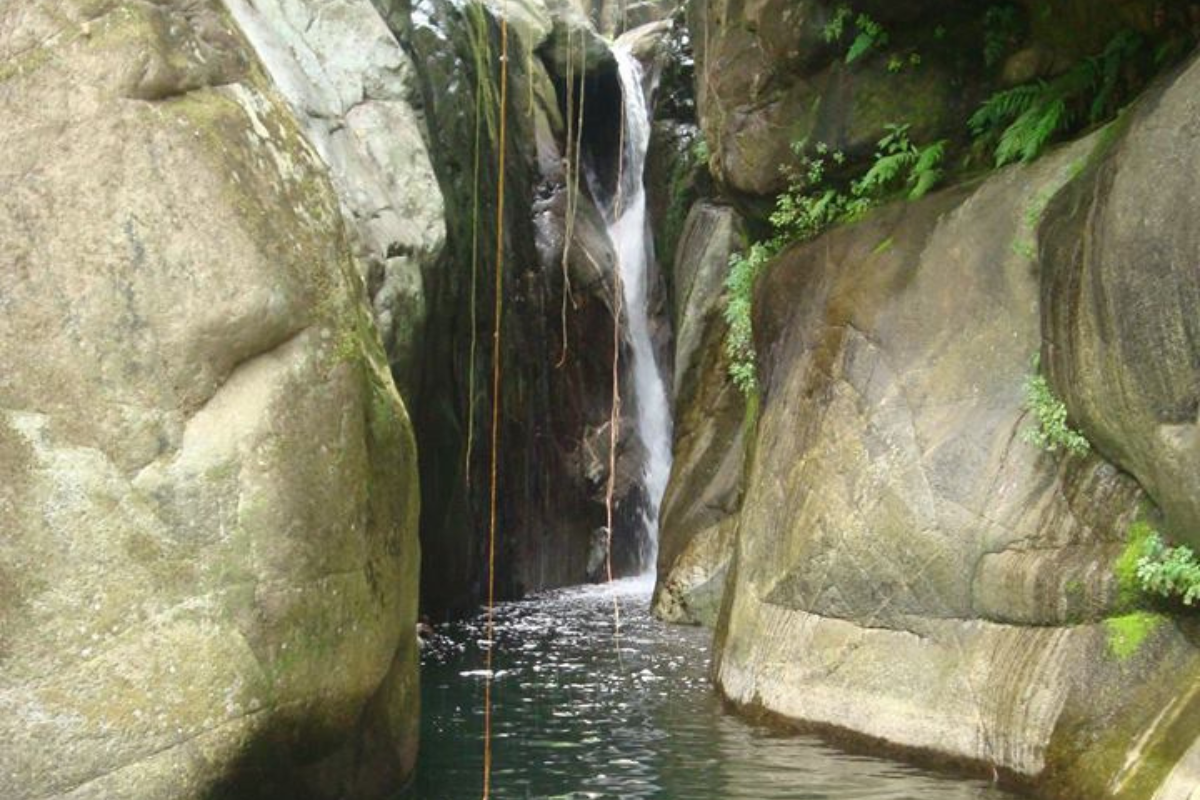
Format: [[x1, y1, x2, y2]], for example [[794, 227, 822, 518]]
[[375, 0, 651, 615], [1041, 54, 1200, 551], [0, 1, 420, 797]]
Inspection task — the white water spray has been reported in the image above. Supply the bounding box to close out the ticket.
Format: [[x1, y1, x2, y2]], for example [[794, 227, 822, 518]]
[[596, 41, 673, 572]]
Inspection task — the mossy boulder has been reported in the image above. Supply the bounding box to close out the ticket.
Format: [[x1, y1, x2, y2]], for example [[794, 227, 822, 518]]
[[0, 2, 420, 797]]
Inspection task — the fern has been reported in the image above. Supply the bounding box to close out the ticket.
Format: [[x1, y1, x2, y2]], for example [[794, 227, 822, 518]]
[[1021, 353, 1090, 455], [971, 30, 1147, 166], [825, 7, 888, 64], [1090, 30, 1142, 122], [983, 4, 1021, 67], [723, 127, 946, 394], [908, 141, 946, 199], [993, 99, 1068, 166], [968, 83, 1044, 137], [823, 4, 853, 43]]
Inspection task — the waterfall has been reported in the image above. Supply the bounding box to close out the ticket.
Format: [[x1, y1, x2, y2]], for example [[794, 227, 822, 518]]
[[594, 42, 674, 572]]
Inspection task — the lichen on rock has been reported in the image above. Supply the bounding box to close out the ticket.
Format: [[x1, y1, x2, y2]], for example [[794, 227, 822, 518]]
[[0, 1, 421, 797]]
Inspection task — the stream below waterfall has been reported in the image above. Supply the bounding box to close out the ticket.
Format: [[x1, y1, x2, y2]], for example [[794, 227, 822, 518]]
[[400, 578, 1027, 799]]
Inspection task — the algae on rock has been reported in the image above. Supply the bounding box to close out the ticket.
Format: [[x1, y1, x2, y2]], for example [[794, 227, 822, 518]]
[[0, 2, 422, 797]]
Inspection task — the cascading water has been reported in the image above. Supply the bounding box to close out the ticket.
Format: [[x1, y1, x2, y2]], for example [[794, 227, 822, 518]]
[[591, 40, 674, 572]]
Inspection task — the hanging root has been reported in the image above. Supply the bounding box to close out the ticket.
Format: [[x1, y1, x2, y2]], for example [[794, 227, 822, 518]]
[[464, 8, 487, 488], [556, 30, 587, 369], [482, 1, 510, 796]]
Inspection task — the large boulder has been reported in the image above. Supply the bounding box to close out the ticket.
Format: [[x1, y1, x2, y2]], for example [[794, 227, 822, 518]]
[[1042, 54, 1200, 551], [0, 2, 420, 797], [222, 0, 445, 397], [710, 123, 1200, 797]]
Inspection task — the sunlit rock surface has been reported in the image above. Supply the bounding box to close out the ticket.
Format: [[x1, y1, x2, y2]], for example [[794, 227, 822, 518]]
[[653, 202, 745, 626], [223, 0, 445, 396], [697, 93, 1200, 800], [1042, 54, 1200, 552], [0, 1, 420, 797]]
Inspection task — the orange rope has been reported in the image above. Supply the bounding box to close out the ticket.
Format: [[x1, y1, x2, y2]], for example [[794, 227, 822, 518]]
[[482, 2, 510, 797], [464, 15, 486, 488]]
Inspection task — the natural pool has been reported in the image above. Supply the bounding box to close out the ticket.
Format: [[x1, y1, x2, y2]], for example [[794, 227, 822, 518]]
[[402, 577, 1026, 799]]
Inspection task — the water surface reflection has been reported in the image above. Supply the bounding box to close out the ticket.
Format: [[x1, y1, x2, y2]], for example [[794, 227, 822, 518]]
[[405, 577, 1024, 800]]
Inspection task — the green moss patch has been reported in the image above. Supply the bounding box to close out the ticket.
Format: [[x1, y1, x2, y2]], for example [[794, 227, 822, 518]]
[[1104, 611, 1164, 660], [1115, 520, 1157, 606]]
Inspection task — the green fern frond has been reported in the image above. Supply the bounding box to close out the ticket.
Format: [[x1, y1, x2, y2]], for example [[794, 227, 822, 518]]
[[912, 140, 946, 177], [854, 151, 914, 195], [968, 82, 1044, 136], [908, 141, 946, 198]]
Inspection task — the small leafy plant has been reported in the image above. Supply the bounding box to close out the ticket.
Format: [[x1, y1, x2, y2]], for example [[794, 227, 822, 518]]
[[983, 4, 1021, 68], [723, 128, 946, 394], [1136, 533, 1200, 607], [824, 5, 889, 65], [1021, 353, 1089, 455]]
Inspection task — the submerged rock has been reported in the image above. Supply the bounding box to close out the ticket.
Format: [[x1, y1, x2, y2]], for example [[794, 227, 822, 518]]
[[0, 1, 420, 797]]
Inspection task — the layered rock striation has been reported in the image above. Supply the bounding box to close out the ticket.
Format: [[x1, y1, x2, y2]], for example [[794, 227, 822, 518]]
[[655, 1, 1200, 796]]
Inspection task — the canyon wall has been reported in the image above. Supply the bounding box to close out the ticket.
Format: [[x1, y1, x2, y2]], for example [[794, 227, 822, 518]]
[[656, 2, 1200, 797]]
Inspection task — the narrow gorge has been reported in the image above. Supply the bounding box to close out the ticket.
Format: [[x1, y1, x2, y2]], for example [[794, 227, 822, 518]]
[[2, 1, 1198, 799]]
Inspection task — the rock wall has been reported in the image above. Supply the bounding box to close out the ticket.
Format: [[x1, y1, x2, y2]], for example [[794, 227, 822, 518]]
[[223, 0, 445, 397], [373, 0, 669, 615], [1042, 55, 1200, 552], [0, 1, 425, 797], [711, 131, 1200, 796], [652, 201, 745, 625], [657, 1, 1200, 796]]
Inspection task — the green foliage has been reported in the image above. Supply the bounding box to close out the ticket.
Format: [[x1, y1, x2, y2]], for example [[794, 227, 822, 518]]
[[1021, 353, 1090, 455], [1115, 521, 1158, 606], [723, 128, 946, 394], [1136, 533, 1200, 607], [846, 14, 888, 64], [1104, 612, 1164, 660], [823, 5, 888, 65], [723, 241, 773, 394], [970, 30, 1145, 166], [822, 5, 853, 44], [852, 124, 945, 201], [691, 135, 710, 167], [983, 4, 1021, 68]]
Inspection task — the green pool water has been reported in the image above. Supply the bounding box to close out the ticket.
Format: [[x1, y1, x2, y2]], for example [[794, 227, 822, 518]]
[[402, 577, 1027, 800]]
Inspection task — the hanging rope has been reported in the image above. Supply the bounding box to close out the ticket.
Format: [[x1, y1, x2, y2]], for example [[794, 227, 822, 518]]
[[481, 0, 510, 796], [464, 10, 487, 487]]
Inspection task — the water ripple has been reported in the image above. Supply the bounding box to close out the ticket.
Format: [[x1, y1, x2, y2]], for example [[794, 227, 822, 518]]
[[404, 577, 1025, 800]]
